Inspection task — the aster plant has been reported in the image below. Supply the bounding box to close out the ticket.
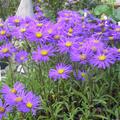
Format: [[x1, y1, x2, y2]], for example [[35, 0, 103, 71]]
[[0, 5, 120, 120]]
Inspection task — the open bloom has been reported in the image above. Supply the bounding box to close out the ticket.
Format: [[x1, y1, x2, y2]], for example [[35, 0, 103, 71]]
[[90, 51, 116, 69], [0, 99, 11, 119], [5, 16, 23, 27], [4, 90, 26, 107], [21, 92, 41, 115], [70, 48, 93, 64], [0, 28, 10, 41], [0, 43, 16, 58], [57, 37, 78, 53], [1, 82, 25, 96], [74, 70, 88, 81], [49, 63, 72, 81], [15, 50, 28, 63], [32, 45, 55, 62]]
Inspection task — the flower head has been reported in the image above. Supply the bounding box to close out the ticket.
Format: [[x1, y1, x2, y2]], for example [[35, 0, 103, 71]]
[[0, 43, 16, 58], [1, 82, 25, 96], [74, 70, 88, 81], [0, 99, 11, 119], [21, 92, 41, 115], [58, 38, 78, 53], [90, 51, 116, 69], [49, 63, 72, 81], [32, 45, 55, 62], [15, 50, 28, 63]]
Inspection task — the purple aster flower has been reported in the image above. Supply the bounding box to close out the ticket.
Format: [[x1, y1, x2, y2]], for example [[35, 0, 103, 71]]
[[49, 63, 72, 81], [82, 38, 105, 53], [58, 37, 78, 54], [27, 27, 46, 43], [32, 45, 55, 62], [0, 28, 10, 41], [5, 16, 23, 27], [74, 70, 88, 81], [70, 48, 93, 64], [12, 25, 29, 39], [106, 47, 120, 61], [4, 90, 26, 105], [4, 90, 26, 109], [115, 48, 120, 61], [89, 51, 116, 69], [15, 50, 28, 64], [21, 91, 41, 115], [57, 10, 81, 25], [51, 24, 64, 43], [35, 22, 44, 29], [0, 43, 16, 58], [1, 82, 25, 96], [0, 99, 11, 119]]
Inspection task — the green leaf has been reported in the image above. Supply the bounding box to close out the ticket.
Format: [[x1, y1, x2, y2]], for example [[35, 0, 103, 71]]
[[113, 8, 120, 21], [94, 5, 112, 16], [92, 115, 108, 120]]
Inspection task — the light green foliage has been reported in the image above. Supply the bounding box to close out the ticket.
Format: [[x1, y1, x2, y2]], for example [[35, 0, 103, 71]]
[[94, 5, 112, 16], [3, 59, 120, 119], [0, 0, 19, 19], [0, 0, 120, 119]]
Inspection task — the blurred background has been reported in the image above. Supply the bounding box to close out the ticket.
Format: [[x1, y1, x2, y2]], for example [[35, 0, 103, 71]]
[[0, 0, 120, 21]]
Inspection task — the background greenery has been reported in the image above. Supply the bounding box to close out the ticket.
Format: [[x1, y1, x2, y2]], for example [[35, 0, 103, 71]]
[[0, 0, 120, 21], [0, 0, 120, 119]]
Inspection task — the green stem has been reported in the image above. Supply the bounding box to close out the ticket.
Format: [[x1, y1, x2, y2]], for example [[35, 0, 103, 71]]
[[19, 112, 24, 120], [9, 59, 14, 85]]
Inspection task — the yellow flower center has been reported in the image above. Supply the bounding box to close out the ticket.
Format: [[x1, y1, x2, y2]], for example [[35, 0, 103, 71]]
[[11, 88, 17, 94], [81, 72, 86, 77], [48, 29, 53, 34], [67, 32, 72, 36], [109, 36, 114, 40], [2, 48, 9, 53], [36, 32, 42, 38], [58, 69, 65, 74], [20, 56, 25, 60], [65, 18, 69, 21], [20, 28, 26, 33], [99, 23, 104, 27], [103, 49, 108, 53], [115, 28, 120, 32], [40, 50, 48, 56], [37, 23, 43, 27], [98, 55, 106, 61], [15, 97, 22, 102], [68, 28, 73, 33], [65, 41, 72, 47], [79, 42, 83, 45], [25, 23, 29, 27], [57, 26, 62, 30], [14, 19, 20, 23], [64, 13, 69, 17], [0, 23, 3, 27], [117, 49, 120, 52], [82, 25, 85, 28], [26, 102, 33, 108], [91, 46, 97, 52], [0, 30, 6, 35], [81, 16, 84, 20], [0, 107, 5, 113], [93, 40, 99, 43], [80, 54, 86, 60], [97, 32, 102, 35], [54, 35, 60, 40]]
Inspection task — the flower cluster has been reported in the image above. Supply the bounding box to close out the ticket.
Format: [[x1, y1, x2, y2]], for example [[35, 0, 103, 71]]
[[1, 6, 120, 81], [0, 82, 41, 119]]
